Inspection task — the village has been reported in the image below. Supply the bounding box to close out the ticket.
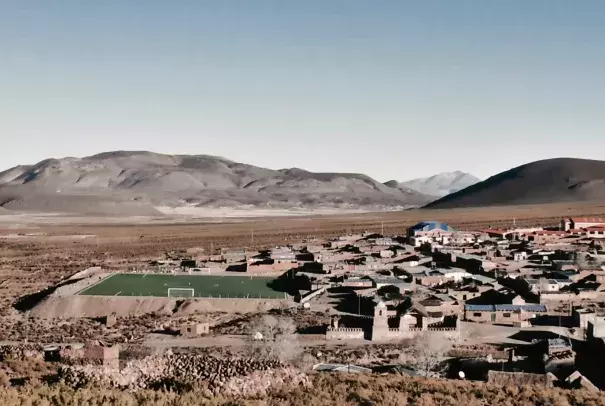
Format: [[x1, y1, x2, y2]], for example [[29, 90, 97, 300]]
[[5, 216, 605, 393], [202, 216, 605, 389]]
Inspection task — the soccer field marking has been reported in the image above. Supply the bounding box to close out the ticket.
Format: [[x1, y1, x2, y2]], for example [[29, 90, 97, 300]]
[[78, 273, 119, 295], [81, 273, 282, 298]]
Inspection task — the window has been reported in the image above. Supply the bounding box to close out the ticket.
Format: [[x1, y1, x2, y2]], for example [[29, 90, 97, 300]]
[[473, 313, 482, 317], [503, 313, 511, 318]]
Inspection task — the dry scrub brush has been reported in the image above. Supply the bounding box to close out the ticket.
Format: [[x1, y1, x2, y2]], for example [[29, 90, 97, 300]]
[[0, 374, 603, 406]]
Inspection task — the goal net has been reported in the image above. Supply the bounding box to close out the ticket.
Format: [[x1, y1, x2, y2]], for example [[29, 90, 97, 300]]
[[167, 288, 195, 298]]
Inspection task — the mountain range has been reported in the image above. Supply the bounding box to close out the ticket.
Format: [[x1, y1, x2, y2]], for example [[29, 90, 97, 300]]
[[426, 158, 605, 209], [0, 151, 435, 215], [2, 152, 601, 215]]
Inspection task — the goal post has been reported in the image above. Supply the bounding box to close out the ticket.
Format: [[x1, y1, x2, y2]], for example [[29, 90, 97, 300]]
[[167, 288, 195, 298]]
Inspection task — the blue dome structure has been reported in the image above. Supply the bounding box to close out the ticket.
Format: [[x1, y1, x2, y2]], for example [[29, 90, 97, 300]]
[[408, 221, 455, 236]]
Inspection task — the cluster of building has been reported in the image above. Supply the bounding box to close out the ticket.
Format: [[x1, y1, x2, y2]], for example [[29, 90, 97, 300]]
[[142, 216, 605, 388], [266, 217, 605, 388]]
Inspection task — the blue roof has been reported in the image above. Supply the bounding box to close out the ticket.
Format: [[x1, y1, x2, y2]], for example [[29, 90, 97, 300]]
[[495, 304, 547, 312], [465, 305, 494, 312], [465, 304, 547, 312], [410, 221, 455, 232]]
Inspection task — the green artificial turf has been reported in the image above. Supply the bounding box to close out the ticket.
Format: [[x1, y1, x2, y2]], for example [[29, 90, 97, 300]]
[[79, 273, 285, 298]]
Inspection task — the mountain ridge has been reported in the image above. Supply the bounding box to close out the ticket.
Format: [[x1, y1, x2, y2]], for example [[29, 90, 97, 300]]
[[0, 151, 434, 215], [387, 171, 480, 197], [425, 157, 605, 209]]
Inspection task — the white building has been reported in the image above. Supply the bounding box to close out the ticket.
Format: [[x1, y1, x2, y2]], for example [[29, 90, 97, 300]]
[[561, 217, 605, 231], [436, 268, 471, 282]]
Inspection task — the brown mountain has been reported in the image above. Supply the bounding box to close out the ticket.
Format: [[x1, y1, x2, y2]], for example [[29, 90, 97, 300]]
[[0, 151, 433, 215], [425, 158, 605, 209]]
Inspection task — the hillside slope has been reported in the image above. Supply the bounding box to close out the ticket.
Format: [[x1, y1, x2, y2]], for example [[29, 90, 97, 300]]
[[0, 151, 433, 215], [425, 158, 605, 209]]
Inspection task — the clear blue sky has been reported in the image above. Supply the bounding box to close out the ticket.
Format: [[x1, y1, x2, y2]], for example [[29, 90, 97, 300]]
[[1, 1, 605, 181]]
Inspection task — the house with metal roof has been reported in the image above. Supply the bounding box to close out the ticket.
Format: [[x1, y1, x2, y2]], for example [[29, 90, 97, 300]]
[[464, 303, 547, 326], [407, 221, 455, 237], [368, 275, 415, 293]]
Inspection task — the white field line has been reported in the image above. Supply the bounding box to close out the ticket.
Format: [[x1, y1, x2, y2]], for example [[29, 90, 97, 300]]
[[77, 273, 118, 295], [114, 291, 122, 296]]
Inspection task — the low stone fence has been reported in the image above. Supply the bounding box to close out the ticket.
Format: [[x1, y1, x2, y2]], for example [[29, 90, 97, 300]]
[[540, 291, 605, 304], [326, 327, 365, 340], [299, 287, 327, 304], [487, 370, 553, 387], [427, 327, 457, 332]]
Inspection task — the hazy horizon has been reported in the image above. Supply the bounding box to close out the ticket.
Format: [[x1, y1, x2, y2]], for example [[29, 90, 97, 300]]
[[2, 1, 605, 181]]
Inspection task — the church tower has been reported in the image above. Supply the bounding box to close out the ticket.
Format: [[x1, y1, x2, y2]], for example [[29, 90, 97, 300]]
[[372, 301, 389, 341]]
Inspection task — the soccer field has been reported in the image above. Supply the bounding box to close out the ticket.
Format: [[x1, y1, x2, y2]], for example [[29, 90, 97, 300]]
[[78, 273, 285, 298]]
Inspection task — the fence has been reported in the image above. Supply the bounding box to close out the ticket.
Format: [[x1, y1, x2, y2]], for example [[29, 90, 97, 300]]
[[112, 292, 289, 300]]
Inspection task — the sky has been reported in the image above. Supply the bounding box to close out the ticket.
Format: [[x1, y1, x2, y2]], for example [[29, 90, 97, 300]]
[[1, 1, 605, 181]]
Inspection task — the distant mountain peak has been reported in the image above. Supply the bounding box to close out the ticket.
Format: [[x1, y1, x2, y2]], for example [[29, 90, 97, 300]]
[[396, 171, 480, 197]]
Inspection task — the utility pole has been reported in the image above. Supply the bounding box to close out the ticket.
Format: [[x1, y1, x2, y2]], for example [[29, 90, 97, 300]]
[[251, 228, 254, 245], [381, 221, 384, 236]]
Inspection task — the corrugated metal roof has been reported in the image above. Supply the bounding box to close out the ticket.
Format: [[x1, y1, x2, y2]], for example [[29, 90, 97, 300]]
[[465, 305, 494, 312], [466, 304, 547, 312], [433, 293, 455, 302], [410, 221, 455, 232], [495, 304, 547, 312], [471, 275, 497, 284]]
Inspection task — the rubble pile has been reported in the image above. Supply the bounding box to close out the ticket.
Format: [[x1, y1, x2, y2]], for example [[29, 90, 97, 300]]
[[59, 354, 310, 395], [59, 354, 168, 388], [0, 344, 43, 361], [221, 366, 309, 397]]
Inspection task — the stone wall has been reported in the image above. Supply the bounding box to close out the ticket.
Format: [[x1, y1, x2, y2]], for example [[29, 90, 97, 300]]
[[299, 287, 327, 304], [371, 327, 459, 342], [327, 325, 459, 342], [326, 327, 365, 340], [487, 370, 553, 387], [83, 345, 120, 368], [541, 291, 605, 304]]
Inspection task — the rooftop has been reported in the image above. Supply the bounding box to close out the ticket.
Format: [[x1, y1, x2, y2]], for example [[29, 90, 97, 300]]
[[571, 217, 605, 223], [410, 221, 455, 233], [465, 304, 547, 312]]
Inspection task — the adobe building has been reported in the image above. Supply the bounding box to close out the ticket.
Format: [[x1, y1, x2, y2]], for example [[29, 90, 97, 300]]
[[179, 322, 210, 338], [587, 317, 605, 340], [102, 313, 117, 328], [561, 217, 605, 231], [327, 301, 459, 342], [464, 304, 547, 326], [83, 341, 120, 369]]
